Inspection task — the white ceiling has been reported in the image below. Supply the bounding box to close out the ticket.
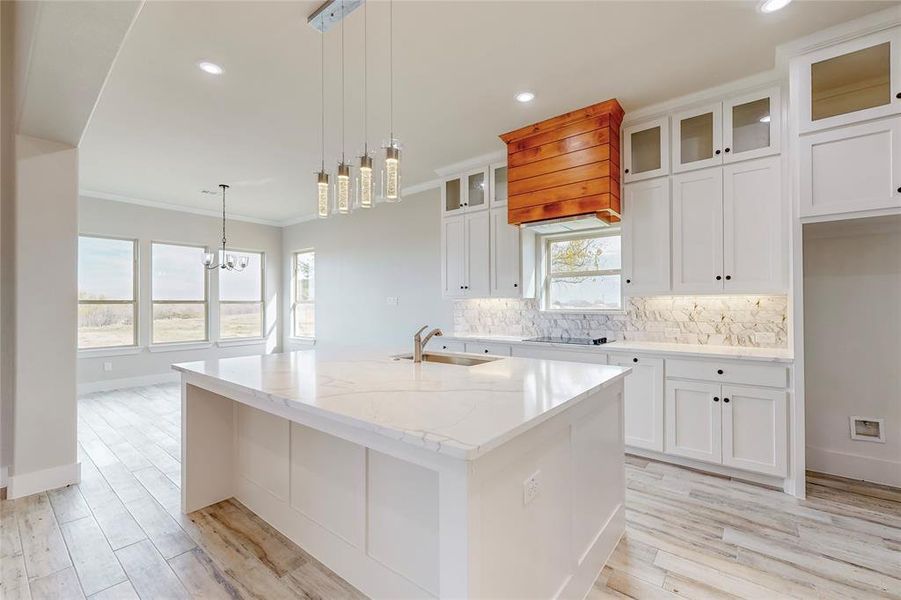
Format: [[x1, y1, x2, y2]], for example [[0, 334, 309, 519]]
[[79, 0, 896, 225]]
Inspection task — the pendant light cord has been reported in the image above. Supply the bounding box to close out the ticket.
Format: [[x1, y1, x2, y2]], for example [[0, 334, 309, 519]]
[[221, 185, 227, 250], [341, 0, 345, 163], [389, 0, 393, 142], [363, 0, 367, 154], [320, 27, 325, 172]]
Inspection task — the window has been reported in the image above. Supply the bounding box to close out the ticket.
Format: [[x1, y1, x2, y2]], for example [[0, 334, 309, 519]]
[[542, 230, 622, 311], [292, 251, 315, 338], [219, 251, 264, 339], [151, 242, 208, 344], [78, 236, 137, 349]]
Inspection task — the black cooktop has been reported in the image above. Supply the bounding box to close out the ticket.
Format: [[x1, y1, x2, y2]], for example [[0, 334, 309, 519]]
[[524, 336, 610, 346]]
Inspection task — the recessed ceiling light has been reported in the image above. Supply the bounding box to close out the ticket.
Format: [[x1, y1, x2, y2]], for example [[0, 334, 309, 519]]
[[759, 115, 771, 123], [758, 0, 792, 13], [516, 92, 535, 103], [197, 61, 224, 75]]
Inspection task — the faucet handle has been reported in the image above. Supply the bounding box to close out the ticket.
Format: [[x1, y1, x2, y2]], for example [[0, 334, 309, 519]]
[[414, 325, 429, 338]]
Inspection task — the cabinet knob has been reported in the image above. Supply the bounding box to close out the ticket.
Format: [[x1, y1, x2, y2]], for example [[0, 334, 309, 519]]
[[896, 92, 901, 99], [625, 278, 631, 284], [624, 168, 630, 174], [514, 283, 518, 288], [723, 397, 730, 403], [442, 345, 447, 349], [715, 149, 721, 155], [484, 349, 489, 353], [632, 358, 638, 363], [725, 275, 732, 281], [717, 369, 724, 375], [897, 187, 901, 193], [713, 396, 720, 402], [465, 285, 469, 289], [716, 275, 722, 281], [724, 148, 731, 153], [460, 286, 464, 290]]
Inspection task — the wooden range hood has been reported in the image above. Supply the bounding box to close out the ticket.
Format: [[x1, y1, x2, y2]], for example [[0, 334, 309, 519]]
[[499, 99, 624, 226]]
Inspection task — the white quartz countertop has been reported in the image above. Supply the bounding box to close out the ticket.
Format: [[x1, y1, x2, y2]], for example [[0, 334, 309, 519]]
[[173, 349, 629, 461], [442, 334, 793, 363]]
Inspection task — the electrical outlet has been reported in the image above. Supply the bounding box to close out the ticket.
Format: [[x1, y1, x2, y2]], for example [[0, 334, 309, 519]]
[[386, 296, 399, 306], [523, 470, 540, 505], [103, 361, 113, 372]]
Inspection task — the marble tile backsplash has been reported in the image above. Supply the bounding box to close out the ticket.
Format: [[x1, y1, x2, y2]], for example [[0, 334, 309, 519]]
[[453, 296, 789, 348]]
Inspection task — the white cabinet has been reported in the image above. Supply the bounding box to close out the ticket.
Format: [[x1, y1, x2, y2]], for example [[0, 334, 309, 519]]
[[664, 380, 722, 464], [429, 339, 465, 353], [794, 27, 901, 134], [490, 162, 508, 207], [673, 158, 785, 293], [463, 342, 512, 356], [622, 178, 670, 295], [673, 89, 780, 173], [723, 157, 785, 292], [442, 212, 490, 298], [511, 345, 606, 364], [800, 117, 901, 218], [672, 168, 724, 293], [490, 207, 521, 297], [672, 102, 723, 173], [441, 167, 490, 217], [721, 385, 787, 477], [623, 117, 669, 183], [611, 355, 664, 453]]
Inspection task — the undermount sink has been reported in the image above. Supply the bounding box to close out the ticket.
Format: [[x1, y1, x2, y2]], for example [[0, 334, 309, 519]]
[[394, 352, 499, 366]]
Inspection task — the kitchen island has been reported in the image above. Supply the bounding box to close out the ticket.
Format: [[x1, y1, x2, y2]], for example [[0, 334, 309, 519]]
[[174, 349, 629, 599]]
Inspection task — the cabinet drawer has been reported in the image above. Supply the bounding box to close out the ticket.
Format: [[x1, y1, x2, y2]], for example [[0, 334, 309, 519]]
[[464, 342, 512, 356], [429, 339, 465, 353], [511, 345, 606, 364], [666, 358, 787, 388]]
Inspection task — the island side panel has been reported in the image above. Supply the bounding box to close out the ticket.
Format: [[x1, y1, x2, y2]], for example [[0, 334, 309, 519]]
[[468, 380, 626, 600], [181, 381, 236, 513]]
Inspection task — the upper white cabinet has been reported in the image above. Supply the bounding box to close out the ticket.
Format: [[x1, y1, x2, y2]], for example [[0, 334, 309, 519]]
[[441, 216, 466, 297], [800, 116, 901, 218], [490, 163, 508, 207], [672, 168, 724, 293], [623, 117, 669, 183], [673, 157, 786, 294], [723, 87, 781, 163], [794, 27, 901, 134], [622, 177, 670, 295], [723, 157, 786, 293], [490, 207, 521, 297], [441, 211, 490, 298], [672, 102, 723, 173], [673, 89, 781, 174], [441, 166, 490, 217]]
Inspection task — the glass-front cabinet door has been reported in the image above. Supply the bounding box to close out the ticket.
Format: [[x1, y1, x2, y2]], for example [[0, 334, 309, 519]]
[[672, 102, 723, 173], [490, 162, 508, 207], [442, 176, 464, 216], [623, 117, 669, 182], [463, 167, 489, 212], [795, 27, 901, 133], [723, 87, 781, 163]]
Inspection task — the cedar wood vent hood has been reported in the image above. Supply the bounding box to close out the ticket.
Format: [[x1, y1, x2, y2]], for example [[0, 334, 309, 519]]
[[499, 99, 624, 231]]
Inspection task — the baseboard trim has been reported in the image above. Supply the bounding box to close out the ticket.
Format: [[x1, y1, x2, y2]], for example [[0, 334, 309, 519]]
[[77, 372, 179, 394], [806, 445, 901, 488], [8, 462, 81, 499], [0, 466, 8, 490]]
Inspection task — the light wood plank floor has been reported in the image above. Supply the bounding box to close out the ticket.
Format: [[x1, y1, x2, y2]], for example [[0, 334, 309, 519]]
[[1, 383, 899, 599]]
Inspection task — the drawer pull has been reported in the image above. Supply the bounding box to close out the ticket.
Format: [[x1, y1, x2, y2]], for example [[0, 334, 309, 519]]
[[717, 369, 724, 375]]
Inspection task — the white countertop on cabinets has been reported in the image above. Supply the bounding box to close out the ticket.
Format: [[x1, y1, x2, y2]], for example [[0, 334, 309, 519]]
[[173, 348, 629, 461], [443, 334, 794, 363]]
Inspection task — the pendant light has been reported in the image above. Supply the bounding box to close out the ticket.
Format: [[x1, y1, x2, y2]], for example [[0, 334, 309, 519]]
[[355, 0, 374, 208], [203, 185, 248, 271], [316, 26, 330, 219], [381, 0, 402, 202], [335, 0, 352, 214]]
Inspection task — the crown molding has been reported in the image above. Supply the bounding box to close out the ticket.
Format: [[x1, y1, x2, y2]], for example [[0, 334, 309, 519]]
[[79, 189, 284, 227], [402, 178, 442, 196]]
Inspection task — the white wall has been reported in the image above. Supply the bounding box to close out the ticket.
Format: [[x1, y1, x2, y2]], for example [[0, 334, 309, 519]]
[[1, 0, 15, 487], [9, 134, 80, 497], [282, 189, 454, 352], [77, 196, 283, 389], [803, 216, 901, 487]]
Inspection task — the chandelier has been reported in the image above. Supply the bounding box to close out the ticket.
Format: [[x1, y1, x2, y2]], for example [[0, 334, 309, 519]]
[[202, 184, 249, 271]]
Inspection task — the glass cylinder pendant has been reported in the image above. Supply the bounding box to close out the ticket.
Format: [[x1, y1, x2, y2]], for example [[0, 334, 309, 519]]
[[336, 163, 351, 214], [381, 141, 402, 202], [317, 171, 330, 218], [357, 154, 374, 208]]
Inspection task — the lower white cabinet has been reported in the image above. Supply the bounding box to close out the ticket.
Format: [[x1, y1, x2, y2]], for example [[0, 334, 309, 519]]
[[721, 384, 787, 477], [664, 380, 722, 463], [429, 339, 465, 353], [622, 178, 671, 295], [800, 117, 901, 219], [464, 342, 512, 356], [664, 379, 787, 476], [490, 207, 521, 297], [611, 355, 664, 452]]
